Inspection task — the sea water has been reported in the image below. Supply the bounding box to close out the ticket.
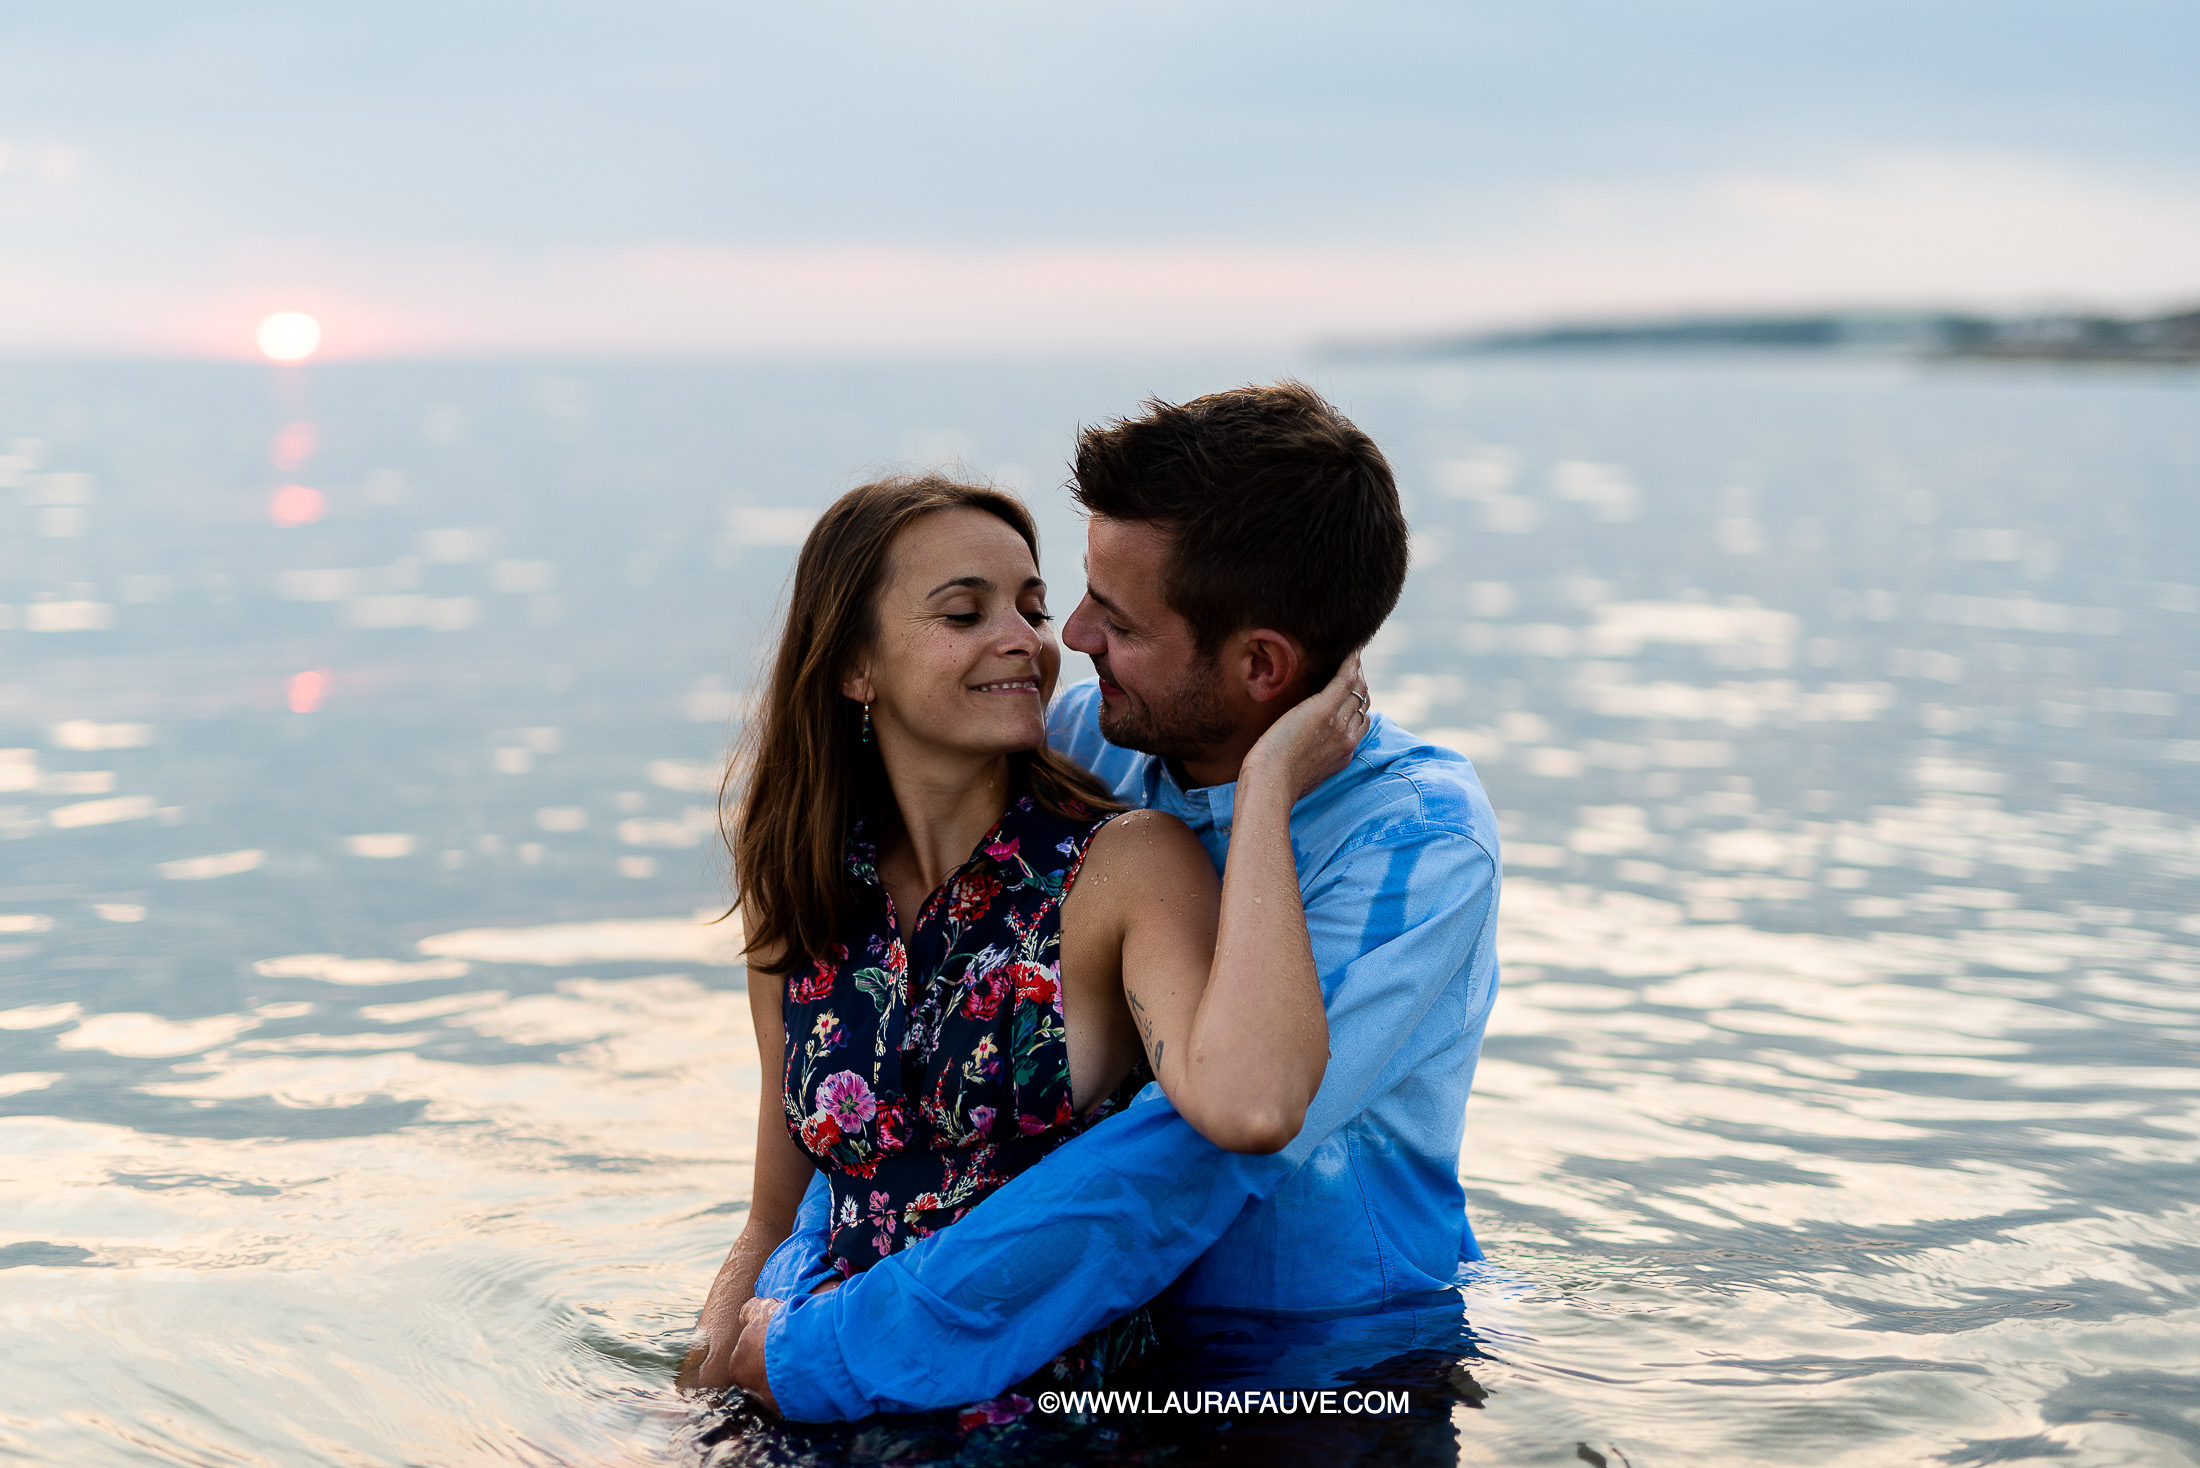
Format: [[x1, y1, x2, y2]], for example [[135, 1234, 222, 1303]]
[[0, 356, 2195, 1466]]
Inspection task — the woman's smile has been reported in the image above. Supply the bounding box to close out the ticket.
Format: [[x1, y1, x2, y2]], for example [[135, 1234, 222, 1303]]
[[970, 677, 1039, 695]]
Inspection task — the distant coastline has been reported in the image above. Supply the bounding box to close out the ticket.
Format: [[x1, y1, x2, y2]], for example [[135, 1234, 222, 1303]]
[[1327, 306, 2200, 365]]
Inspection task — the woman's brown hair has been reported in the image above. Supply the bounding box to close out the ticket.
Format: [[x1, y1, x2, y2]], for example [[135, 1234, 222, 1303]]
[[726, 474, 1122, 975]]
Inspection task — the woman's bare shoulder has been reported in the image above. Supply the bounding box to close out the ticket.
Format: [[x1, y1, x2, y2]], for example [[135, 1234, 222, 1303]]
[[1080, 809, 1217, 893]]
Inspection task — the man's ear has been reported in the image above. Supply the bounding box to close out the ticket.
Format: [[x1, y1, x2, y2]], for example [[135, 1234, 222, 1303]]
[[1237, 628, 1307, 705]]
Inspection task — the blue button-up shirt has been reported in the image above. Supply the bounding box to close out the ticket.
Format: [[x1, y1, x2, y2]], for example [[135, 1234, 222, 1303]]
[[756, 679, 1502, 1418]]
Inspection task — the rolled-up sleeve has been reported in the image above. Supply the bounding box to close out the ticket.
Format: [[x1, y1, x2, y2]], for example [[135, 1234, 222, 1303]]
[[763, 1094, 1282, 1417], [762, 824, 1497, 1420]]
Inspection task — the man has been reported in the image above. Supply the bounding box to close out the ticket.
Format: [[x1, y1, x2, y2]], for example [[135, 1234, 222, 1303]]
[[720, 380, 1501, 1417]]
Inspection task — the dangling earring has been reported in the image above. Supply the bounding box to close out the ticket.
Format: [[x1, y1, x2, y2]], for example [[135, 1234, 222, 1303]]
[[860, 703, 873, 744]]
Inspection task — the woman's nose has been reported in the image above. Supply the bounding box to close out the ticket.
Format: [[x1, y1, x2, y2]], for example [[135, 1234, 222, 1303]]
[[994, 609, 1037, 654]]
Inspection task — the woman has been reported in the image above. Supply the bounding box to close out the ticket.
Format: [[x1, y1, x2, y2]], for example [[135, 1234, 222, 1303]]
[[685, 474, 1365, 1395]]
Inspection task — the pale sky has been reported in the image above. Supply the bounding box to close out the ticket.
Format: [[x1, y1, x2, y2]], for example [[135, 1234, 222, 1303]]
[[3, 1, 2196, 357]]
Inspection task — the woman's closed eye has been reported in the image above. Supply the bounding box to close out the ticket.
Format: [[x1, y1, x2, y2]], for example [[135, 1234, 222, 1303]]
[[943, 607, 1050, 627]]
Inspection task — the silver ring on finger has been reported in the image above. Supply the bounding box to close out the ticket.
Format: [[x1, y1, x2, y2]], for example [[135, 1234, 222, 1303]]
[[1352, 689, 1370, 715]]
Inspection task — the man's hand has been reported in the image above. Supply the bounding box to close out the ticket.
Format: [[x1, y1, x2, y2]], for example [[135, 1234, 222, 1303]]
[[728, 1297, 781, 1413]]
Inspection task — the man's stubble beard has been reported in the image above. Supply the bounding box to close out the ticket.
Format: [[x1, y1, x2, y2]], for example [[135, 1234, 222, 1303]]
[[1093, 654, 1237, 762]]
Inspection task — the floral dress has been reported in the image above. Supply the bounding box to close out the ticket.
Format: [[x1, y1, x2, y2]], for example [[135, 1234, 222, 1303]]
[[782, 792, 1144, 1281]]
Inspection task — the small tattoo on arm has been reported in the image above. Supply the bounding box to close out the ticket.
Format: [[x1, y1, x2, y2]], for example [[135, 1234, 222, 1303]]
[[1127, 987, 1160, 1068]]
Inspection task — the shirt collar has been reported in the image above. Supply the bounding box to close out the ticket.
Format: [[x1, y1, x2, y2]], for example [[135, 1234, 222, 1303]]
[[1146, 716, 1387, 834], [1150, 756, 1231, 833]]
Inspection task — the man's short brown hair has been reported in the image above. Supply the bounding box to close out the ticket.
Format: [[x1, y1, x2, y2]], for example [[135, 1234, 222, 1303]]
[[1072, 380, 1408, 685]]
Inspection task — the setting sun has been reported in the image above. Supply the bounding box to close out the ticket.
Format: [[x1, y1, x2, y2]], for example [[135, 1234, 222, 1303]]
[[257, 311, 322, 362]]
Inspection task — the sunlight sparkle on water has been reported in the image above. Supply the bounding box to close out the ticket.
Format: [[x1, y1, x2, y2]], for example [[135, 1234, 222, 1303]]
[[270, 421, 318, 471], [256, 311, 321, 362], [269, 484, 325, 528]]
